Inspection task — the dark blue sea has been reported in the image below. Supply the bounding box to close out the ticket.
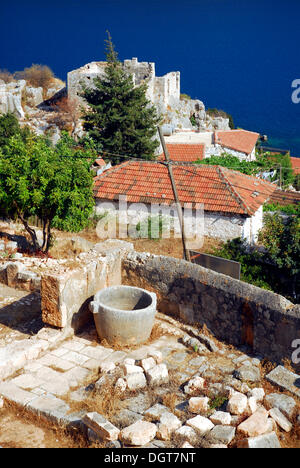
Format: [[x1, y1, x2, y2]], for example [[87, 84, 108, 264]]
[[1, 0, 300, 156]]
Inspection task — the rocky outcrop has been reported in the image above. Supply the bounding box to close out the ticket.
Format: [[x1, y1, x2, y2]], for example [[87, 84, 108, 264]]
[[0, 80, 26, 118]]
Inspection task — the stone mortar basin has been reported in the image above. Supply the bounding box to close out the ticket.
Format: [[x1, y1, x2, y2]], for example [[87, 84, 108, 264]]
[[89, 285, 157, 346]]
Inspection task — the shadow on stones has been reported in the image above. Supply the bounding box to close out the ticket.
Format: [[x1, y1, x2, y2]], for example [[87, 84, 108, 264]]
[[0, 293, 43, 335], [0, 230, 32, 252]]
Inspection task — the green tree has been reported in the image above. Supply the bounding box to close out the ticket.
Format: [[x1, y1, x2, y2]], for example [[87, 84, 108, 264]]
[[0, 131, 96, 252], [0, 113, 24, 148], [258, 213, 299, 301], [81, 32, 160, 163], [293, 173, 300, 191]]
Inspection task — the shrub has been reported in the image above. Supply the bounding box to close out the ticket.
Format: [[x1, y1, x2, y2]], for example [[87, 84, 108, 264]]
[[0, 69, 14, 83], [14, 64, 54, 90], [206, 108, 235, 129], [180, 93, 191, 100]]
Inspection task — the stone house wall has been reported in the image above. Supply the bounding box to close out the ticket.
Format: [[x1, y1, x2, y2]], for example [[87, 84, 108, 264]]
[[95, 198, 261, 244], [204, 143, 256, 161]]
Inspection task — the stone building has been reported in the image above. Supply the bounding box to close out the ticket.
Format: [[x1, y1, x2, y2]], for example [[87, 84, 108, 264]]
[[93, 159, 277, 245]]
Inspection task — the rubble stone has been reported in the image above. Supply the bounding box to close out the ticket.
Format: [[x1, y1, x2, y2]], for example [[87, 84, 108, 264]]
[[120, 420, 157, 446], [265, 393, 296, 419], [83, 412, 120, 441], [206, 425, 236, 445], [174, 426, 198, 445], [126, 372, 147, 391], [269, 408, 292, 432], [188, 397, 210, 414], [184, 376, 205, 395], [210, 411, 232, 426], [237, 431, 281, 448], [227, 392, 248, 415], [186, 415, 214, 436], [237, 407, 270, 437], [144, 403, 169, 421], [145, 363, 169, 386], [156, 412, 182, 440]]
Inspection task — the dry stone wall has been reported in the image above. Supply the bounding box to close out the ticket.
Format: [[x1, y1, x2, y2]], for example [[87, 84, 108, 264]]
[[122, 251, 300, 370]]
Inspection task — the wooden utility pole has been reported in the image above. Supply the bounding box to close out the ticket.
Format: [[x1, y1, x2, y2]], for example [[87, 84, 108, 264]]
[[157, 127, 191, 262]]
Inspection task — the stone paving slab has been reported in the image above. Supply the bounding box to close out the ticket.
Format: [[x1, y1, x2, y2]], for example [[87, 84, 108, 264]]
[[266, 366, 300, 398], [0, 382, 37, 406]]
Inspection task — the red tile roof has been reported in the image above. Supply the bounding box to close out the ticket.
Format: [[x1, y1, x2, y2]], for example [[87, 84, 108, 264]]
[[215, 130, 260, 155], [158, 144, 205, 162], [94, 161, 277, 216], [94, 158, 106, 167], [291, 157, 300, 175], [269, 189, 300, 206]]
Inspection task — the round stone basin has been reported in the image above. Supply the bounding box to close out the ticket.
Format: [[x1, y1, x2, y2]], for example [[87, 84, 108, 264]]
[[89, 285, 157, 345]]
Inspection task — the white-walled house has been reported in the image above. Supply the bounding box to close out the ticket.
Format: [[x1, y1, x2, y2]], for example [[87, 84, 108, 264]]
[[164, 129, 260, 162], [93, 161, 276, 245]]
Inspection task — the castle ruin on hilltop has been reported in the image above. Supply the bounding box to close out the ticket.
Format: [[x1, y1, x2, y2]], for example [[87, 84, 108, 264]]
[[67, 57, 230, 133]]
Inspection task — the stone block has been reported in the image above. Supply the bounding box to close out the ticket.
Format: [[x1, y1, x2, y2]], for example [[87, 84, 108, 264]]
[[206, 425, 236, 445], [186, 415, 214, 436], [122, 364, 144, 375], [120, 420, 157, 446], [145, 363, 169, 387], [174, 426, 198, 445], [237, 431, 281, 448], [235, 365, 261, 383], [141, 357, 156, 372], [269, 408, 292, 432], [144, 403, 170, 422], [247, 387, 265, 402], [26, 394, 71, 425], [210, 411, 232, 426], [188, 397, 210, 414], [266, 366, 300, 399], [227, 392, 248, 415], [237, 407, 270, 437], [265, 393, 296, 419], [126, 372, 147, 391], [156, 412, 182, 440], [83, 412, 120, 441], [0, 382, 36, 406], [184, 376, 205, 395]]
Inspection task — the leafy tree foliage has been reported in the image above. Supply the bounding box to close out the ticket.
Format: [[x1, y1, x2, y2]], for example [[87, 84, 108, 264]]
[[214, 214, 299, 303], [196, 152, 294, 188], [81, 32, 160, 163], [258, 213, 299, 301], [0, 131, 96, 252], [0, 113, 30, 148]]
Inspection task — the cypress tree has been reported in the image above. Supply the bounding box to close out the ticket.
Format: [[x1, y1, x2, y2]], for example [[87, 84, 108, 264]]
[[81, 32, 160, 164]]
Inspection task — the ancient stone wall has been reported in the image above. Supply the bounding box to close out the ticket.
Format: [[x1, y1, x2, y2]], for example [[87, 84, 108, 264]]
[[122, 251, 300, 369]]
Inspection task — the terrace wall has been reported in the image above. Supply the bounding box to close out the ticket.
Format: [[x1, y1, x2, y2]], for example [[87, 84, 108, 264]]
[[122, 251, 300, 370]]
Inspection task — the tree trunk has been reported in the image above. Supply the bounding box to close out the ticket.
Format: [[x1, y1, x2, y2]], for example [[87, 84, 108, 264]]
[[45, 220, 52, 253]]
